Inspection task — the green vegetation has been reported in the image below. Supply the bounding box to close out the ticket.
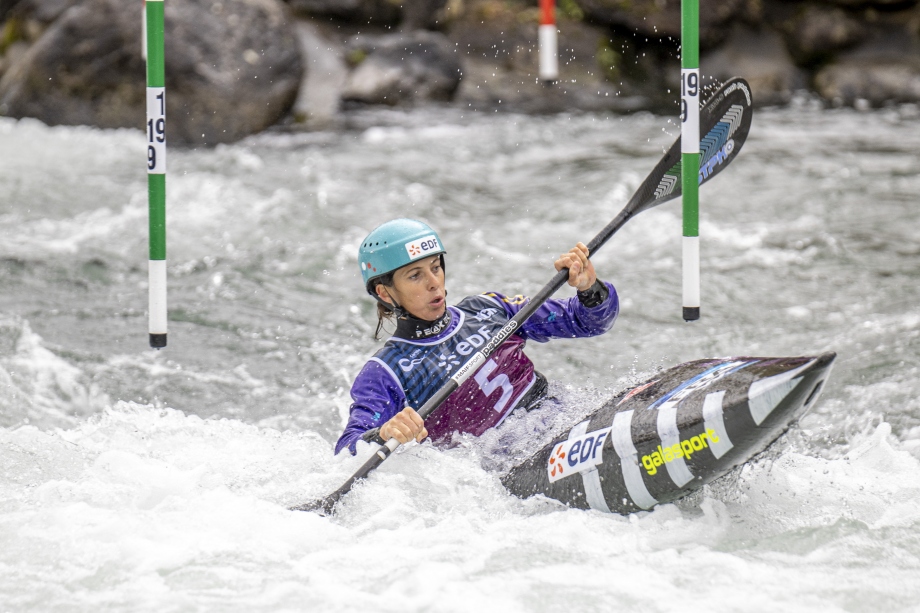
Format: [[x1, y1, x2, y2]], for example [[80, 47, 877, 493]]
[[596, 38, 621, 82], [346, 48, 367, 67], [0, 18, 23, 56], [558, 0, 584, 21]]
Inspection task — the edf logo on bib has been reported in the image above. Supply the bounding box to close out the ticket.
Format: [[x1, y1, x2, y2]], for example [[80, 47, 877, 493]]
[[405, 235, 440, 259]]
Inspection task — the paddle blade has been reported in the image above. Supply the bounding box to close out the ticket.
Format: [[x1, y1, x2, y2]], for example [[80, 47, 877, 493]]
[[632, 77, 754, 215], [289, 445, 390, 516], [290, 496, 336, 516]]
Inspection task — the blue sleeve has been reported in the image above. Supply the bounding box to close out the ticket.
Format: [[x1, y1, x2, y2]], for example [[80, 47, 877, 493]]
[[334, 359, 407, 456], [484, 281, 619, 343]]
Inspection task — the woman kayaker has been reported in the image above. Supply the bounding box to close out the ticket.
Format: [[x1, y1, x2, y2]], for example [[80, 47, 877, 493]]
[[335, 218, 619, 455]]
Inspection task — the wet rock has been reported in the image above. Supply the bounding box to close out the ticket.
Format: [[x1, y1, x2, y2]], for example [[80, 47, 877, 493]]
[[341, 30, 461, 106], [291, 20, 348, 124], [0, 0, 303, 146], [702, 25, 806, 106], [0, 0, 15, 21], [814, 31, 920, 105], [816, 59, 920, 105], [449, 8, 645, 113], [822, 0, 918, 6], [286, 0, 452, 29], [285, 0, 401, 25], [576, 0, 745, 48], [401, 0, 451, 30], [780, 4, 867, 65], [4, 0, 74, 25]]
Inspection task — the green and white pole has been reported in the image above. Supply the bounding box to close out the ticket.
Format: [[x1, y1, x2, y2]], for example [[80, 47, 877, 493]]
[[681, 0, 700, 322], [145, 0, 167, 348]]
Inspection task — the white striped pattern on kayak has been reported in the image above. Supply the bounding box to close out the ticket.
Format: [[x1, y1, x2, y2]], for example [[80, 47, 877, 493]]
[[702, 390, 733, 459], [611, 410, 657, 510], [657, 404, 694, 487], [749, 360, 813, 425]]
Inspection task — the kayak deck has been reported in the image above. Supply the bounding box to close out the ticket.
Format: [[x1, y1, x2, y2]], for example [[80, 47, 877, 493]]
[[502, 353, 836, 513]]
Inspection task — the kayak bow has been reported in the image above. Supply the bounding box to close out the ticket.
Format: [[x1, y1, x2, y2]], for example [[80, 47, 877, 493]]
[[502, 353, 836, 513]]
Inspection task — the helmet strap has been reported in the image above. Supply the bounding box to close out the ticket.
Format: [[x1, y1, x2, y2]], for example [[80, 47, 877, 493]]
[[373, 283, 407, 317]]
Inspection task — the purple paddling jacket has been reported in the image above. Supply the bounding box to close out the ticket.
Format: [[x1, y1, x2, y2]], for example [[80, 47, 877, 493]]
[[335, 284, 618, 455]]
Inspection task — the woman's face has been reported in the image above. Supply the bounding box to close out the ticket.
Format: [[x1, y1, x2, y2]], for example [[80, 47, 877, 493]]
[[376, 254, 446, 321]]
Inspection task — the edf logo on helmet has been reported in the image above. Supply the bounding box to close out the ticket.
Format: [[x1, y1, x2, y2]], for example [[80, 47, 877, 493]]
[[405, 235, 440, 259]]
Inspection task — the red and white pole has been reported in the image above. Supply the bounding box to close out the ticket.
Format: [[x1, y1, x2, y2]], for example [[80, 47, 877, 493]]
[[539, 0, 558, 82]]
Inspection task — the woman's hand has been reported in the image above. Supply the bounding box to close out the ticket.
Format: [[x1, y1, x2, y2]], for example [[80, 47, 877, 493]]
[[380, 407, 428, 445], [554, 242, 596, 291]]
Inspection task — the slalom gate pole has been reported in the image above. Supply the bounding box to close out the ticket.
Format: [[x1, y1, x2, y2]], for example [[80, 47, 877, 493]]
[[538, 0, 558, 82], [681, 0, 700, 322], [146, 0, 168, 348]]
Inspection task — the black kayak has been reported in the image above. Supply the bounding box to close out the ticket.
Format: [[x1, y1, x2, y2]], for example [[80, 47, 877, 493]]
[[502, 353, 836, 513]]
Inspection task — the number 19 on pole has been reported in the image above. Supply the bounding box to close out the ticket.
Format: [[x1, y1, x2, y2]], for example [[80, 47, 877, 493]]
[[147, 90, 166, 172], [146, 0, 168, 348], [680, 71, 699, 125], [680, 0, 700, 322]]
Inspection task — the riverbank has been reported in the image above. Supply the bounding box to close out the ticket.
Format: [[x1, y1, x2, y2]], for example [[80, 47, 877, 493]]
[[1, 0, 918, 144]]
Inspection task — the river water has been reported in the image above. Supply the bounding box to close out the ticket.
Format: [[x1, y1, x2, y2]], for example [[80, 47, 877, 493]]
[[1, 100, 919, 612]]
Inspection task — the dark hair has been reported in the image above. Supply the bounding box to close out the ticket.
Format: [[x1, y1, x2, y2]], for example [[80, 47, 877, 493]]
[[369, 271, 396, 340]]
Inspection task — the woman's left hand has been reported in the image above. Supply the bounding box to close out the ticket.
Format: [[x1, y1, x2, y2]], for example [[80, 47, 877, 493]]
[[554, 242, 596, 291]]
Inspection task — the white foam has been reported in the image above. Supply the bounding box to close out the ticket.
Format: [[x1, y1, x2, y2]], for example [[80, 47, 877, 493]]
[[0, 317, 109, 429]]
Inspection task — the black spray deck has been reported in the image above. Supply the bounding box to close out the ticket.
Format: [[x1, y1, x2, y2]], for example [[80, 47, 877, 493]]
[[502, 353, 836, 513]]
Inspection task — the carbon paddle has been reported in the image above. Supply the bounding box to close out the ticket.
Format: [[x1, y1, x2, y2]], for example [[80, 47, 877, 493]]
[[292, 77, 754, 515]]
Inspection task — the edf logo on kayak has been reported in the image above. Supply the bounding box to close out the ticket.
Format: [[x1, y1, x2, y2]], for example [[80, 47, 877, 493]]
[[547, 428, 609, 482], [405, 235, 440, 259]]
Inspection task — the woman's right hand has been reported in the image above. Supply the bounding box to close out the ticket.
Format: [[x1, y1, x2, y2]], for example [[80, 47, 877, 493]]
[[380, 407, 428, 445]]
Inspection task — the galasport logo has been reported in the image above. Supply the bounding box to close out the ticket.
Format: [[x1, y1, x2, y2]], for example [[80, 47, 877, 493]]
[[546, 427, 609, 483], [405, 235, 440, 259]]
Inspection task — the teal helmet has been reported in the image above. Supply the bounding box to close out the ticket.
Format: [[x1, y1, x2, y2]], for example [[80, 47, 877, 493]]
[[358, 218, 446, 295]]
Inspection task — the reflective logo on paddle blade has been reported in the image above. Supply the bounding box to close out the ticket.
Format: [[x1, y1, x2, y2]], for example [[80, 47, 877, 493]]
[[547, 428, 609, 483]]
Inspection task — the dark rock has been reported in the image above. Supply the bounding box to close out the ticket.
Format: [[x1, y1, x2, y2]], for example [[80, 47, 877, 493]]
[[448, 7, 646, 113], [780, 3, 867, 65], [814, 30, 920, 105], [0, 0, 303, 146], [594, 28, 682, 107], [821, 0, 918, 7], [10, 0, 74, 26], [702, 25, 806, 105], [5, 0, 74, 25], [286, 0, 401, 25], [576, 0, 745, 49], [285, 0, 452, 30], [401, 0, 450, 30], [0, 0, 17, 21], [341, 30, 461, 106], [816, 59, 920, 105]]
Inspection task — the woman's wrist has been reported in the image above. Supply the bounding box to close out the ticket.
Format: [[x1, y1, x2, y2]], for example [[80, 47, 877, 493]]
[[576, 279, 608, 307]]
